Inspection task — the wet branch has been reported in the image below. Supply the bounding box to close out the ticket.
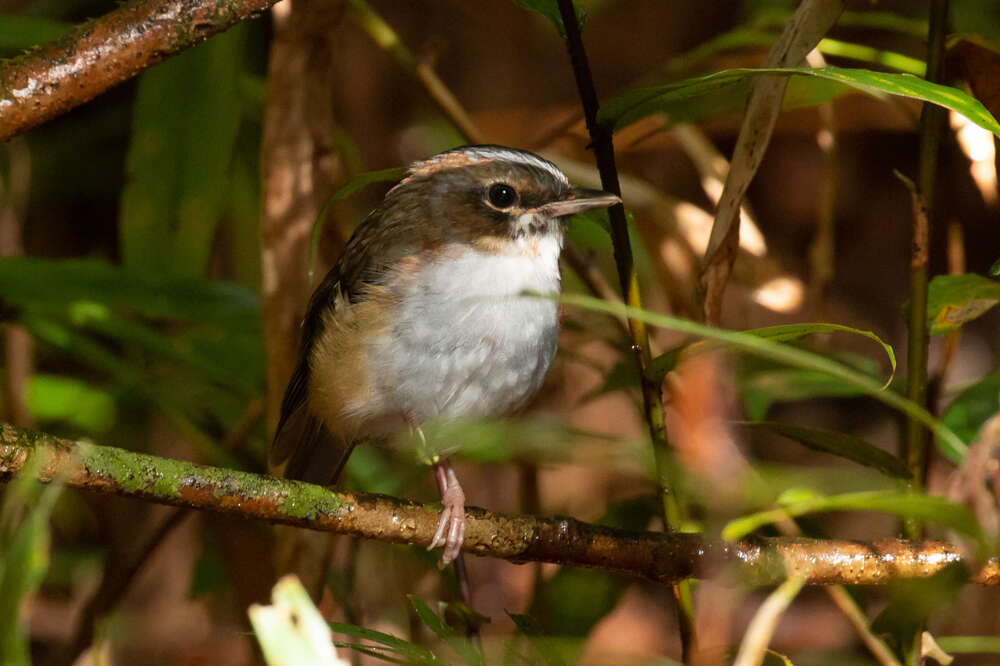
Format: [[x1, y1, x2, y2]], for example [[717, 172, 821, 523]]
[[0, 0, 280, 142], [2, 422, 997, 587]]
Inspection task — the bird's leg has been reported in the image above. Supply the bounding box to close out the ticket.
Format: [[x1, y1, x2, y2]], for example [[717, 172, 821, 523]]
[[428, 459, 466, 569]]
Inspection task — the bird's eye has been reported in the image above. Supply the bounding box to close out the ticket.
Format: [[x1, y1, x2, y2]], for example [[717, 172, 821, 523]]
[[487, 183, 518, 209]]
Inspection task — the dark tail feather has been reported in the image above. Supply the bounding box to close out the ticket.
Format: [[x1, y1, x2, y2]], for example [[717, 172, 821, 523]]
[[272, 402, 354, 486]]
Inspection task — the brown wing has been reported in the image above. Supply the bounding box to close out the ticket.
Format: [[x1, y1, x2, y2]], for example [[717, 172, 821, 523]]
[[269, 198, 420, 485]]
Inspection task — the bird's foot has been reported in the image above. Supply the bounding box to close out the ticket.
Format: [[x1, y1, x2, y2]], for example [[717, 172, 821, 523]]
[[428, 462, 466, 568]]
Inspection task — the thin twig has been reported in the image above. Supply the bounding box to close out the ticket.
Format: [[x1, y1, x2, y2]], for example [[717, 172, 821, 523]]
[[62, 508, 191, 665], [552, 0, 695, 655], [0, 0, 280, 142], [0, 138, 33, 428], [905, 0, 950, 545]]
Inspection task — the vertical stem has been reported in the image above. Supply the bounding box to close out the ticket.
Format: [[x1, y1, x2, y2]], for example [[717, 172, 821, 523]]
[[905, 0, 949, 540], [554, 0, 695, 659]]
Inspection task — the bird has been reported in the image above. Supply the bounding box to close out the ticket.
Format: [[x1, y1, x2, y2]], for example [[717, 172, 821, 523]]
[[270, 145, 620, 567]]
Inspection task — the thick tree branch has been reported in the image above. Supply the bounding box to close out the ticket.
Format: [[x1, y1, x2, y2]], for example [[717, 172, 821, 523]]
[[2, 423, 998, 587], [0, 0, 280, 142]]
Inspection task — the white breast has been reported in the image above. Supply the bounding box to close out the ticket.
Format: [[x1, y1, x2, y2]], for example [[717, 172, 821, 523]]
[[372, 234, 562, 424]]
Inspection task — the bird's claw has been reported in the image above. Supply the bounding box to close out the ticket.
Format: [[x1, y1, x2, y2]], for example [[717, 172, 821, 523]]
[[428, 466, 466, 568]]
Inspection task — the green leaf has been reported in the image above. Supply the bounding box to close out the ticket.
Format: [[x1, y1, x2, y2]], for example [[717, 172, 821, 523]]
[[0, 258, 260, 326], [530, 567, 625, 640], [935, 635, 1000, 654], [309, 167, 407, 278], [722, 491, 984, 543], [989, 257, 1000, 277], [507, 613, 568, 666], [738, 422, 910, 479], [942, 370, 1000, 444], [330, 622, 438, 665], [650, 322, 895, 387], [0, 454, 62, 666], [120, 27, 247, 276], [580, 357, 640, 403], [408, 596, 482, 666], [872, 565, 967, 659], [557, 292, 967, 462], [926, 273, 1000, 335], [740, 367, 868, 421], [26, 374, 116, 433], [599, 66, 1000, 138], [511, 0, 587, 38], [0, 15, 69, 50], [745, 323, 896, 381]]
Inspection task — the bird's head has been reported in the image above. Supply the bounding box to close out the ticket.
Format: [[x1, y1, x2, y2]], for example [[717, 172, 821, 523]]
[[387, 145, 620, 249]]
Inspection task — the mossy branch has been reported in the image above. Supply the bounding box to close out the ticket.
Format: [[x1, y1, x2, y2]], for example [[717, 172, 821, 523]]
[[0, 0, 280, 142], [2, 422, 998, 587]]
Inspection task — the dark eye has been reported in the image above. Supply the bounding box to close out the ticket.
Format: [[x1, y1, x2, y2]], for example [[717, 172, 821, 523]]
[[487, 183, 518, 209]]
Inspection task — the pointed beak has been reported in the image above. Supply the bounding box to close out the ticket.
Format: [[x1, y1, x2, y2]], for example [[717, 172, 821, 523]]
[[535, 188, 621, 218]]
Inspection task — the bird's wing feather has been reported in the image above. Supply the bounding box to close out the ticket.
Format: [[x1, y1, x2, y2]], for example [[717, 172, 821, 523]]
[[270, 207, 407, 483]]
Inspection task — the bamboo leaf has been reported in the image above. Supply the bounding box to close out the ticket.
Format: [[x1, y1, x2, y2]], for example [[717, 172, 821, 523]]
[[738, 421, 911, 479], [557, 293, 967, 462], [599, 66, 1000, 137], [722, 491, 983, 542], [329, 622, 438, 665]]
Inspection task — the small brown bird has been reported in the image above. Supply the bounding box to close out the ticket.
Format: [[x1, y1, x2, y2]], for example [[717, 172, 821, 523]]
[[271, 145, 619, 566]]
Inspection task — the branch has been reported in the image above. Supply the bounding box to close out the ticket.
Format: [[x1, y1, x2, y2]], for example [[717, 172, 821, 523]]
[[0, 0, 279, 142], [2, 423, 997, 587]]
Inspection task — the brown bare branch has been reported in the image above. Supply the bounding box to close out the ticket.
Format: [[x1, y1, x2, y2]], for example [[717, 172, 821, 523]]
[[2, 422, 998, 587], [0, 0, 280, 142]]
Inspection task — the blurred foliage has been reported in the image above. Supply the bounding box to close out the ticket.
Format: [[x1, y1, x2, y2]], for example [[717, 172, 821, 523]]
[[0, 456, 62, 666], [2, 0, 1000, 664]]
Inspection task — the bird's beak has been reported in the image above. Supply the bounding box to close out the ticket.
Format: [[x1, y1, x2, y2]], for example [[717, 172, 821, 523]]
[[535, 188, 621, 218]]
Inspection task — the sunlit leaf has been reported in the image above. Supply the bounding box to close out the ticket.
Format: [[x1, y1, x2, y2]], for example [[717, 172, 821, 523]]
[[27, 374, 116, 433], [722, 491, 983, 542], [746, 323, 896, 381], [926, 273, 1000, 335], [511, 0, 587, 37], [942, 370, 1000, 445], [738, 421, 911, 479], [650, 322, 895, 387], [248, 575, 347, 666], [599, 66, 1000, 138]]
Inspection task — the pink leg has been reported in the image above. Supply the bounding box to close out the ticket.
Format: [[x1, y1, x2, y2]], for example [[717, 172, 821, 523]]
[[428, 460, 466, 568]]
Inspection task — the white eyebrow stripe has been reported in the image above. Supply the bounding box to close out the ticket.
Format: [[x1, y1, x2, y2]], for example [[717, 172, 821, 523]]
[[415, 146, 570, 186]]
